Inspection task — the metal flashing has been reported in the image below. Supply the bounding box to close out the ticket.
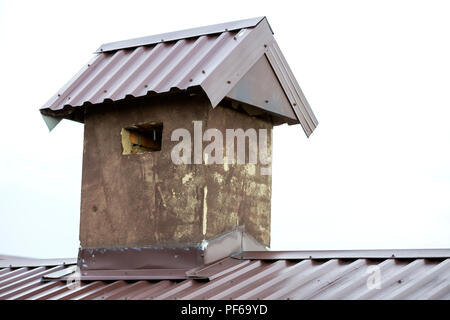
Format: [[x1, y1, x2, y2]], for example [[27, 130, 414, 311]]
[[66, 269, 194, 281], [234, 249, 450, 260], [41, 114, 62, 132]]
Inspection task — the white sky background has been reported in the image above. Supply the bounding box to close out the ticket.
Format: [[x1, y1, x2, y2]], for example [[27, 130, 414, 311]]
[[0, 0, 449, 258]]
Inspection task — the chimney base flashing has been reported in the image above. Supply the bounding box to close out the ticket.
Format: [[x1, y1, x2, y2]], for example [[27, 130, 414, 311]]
[[77, 227, 266, 272]]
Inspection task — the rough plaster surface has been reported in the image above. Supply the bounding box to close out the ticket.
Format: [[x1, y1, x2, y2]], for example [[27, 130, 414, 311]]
[[80, 93, 273, 249]]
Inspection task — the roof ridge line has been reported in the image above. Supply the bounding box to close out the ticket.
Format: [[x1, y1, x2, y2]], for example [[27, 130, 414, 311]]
[[96, 16, 267, 53]]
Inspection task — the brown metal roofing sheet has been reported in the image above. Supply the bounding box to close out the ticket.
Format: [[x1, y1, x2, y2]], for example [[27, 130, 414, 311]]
[[235, 248, 450, 260], [2, 250, 448, 300], [40, 17, 318, 137]]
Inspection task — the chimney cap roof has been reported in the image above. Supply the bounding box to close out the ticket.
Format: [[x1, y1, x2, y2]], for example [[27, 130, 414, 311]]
[[96, 16, 272, 53], [40, 17, 318, 136]]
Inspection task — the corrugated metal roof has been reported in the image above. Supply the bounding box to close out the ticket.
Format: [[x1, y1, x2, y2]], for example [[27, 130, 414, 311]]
[[1, 250, 449, 300], [40, 17, 318, 136], [96, 17, 270, 53]]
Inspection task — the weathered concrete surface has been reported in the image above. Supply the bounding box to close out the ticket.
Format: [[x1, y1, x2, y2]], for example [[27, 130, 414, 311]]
[[80, 92, 272, 249]]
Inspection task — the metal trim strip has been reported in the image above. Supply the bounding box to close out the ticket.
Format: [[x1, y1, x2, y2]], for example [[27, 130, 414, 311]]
[[234, 249, 450, 260], [96, 17, 267, 53]]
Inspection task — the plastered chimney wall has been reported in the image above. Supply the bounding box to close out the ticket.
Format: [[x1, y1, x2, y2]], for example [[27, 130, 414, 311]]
[[79, 92, 272, 250]]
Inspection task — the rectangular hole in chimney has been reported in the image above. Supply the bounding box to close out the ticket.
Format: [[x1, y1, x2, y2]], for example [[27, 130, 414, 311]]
[[121, 122, 163, 155]]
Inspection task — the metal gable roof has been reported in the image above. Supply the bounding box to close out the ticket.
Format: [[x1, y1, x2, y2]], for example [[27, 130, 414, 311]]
[[0, 249, 449, 300], [40, 17, 318, 136]]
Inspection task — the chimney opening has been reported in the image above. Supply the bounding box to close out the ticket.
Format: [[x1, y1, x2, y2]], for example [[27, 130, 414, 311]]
[[121, 122, 163, 154]]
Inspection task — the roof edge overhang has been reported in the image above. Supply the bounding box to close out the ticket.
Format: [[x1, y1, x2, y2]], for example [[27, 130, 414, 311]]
[[96, 16, 272, 53], [39, 87, 206, 131]]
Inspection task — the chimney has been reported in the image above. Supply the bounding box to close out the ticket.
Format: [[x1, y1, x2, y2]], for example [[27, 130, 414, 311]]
[[78, 92, 274, 270], [39, 17, 318, 272]]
